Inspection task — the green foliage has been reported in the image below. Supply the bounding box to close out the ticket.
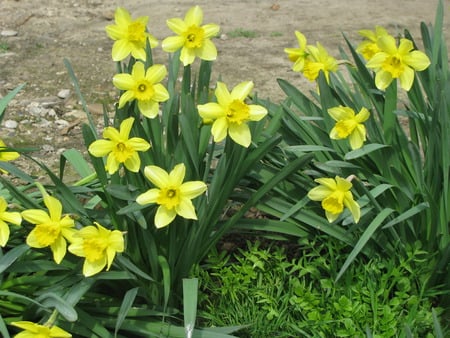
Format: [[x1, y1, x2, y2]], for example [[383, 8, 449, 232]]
[[227, 28, 259, 38], [197, 238, 445, 337], [250, 0, 449, 305]]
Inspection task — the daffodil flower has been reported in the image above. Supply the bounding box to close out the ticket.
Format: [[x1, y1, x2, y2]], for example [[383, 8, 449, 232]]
[[366, 36, 431, 91], [68, 222, 124, 277], [356, 26, 390, 61], [303, 42, 338, 82], [136, 163, 207, 229], [12, 321, 72, 338], [21, 195, 76, 264], [105, 7, 158, 61], [0, 139, 20, 174], [162, 5, 220, 66], [113, 62, 169, 118], [0, 196, 21, 247], [197, 81, 268, 147], [308, 176, 360, 223], [88, 117, 151, 175], [284, 31, 309, 72], [328, 106, 370, 150]]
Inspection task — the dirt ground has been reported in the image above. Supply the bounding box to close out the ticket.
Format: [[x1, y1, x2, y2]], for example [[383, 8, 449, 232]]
[[0, 0, 448, 175]]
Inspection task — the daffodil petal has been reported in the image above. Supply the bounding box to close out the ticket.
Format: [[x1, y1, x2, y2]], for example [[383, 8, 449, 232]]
[[196, 39, 217, 61], [88, 139, 114, 157], [230, 81, 253, 101], [375, 70, 393, 91], [21, 209, 51, 225], [119, 117, 134, 139], [0, 221, 10, 247], [198, 102, 225, 120], [348, 125, 366, 149], [314, 177, 338, 190], [175, 198, 197, 220], [83, 257, 106, 277], [399, 66, 415, 91], [144, 166, 169, 188], [166, 18, 188, 35], [162, 35, 185, 52], [180, 181, 207, 199], [185, 5, 203, 27], [44, 195, 62, 221], [136, 188, 160, 205], [138, 100, 159, 119], [248, 105, 268, 121], [155, 205, 177, 228], [127, 137, 151, 151], [103, 126, 121, 142], [146, 64, 167, 84], [180, 46, 196, 66], [113, 73, 135, 90], [325, 210, 340, 223], [229, 123, 251, 147], [50, 235, 67, 264], [1, 211, 21, 226], [328, 106, 354, 121], [215, 82, 232, 106], [112, 39, 132, 61], [124, 152, 141, 172], [403, 50, 431, 71], [202, 24, 220, 38], [106, 153, 120, 174], [344, 193, 361, 223], [307, 185, 333, 201], [211, 118, 228, 142], [169, 164, 186, 187], [118, 90, 136, 108]]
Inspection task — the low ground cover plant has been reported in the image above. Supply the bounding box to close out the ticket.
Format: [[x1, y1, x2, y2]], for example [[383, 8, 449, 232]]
[[0, 1, 448, 337]]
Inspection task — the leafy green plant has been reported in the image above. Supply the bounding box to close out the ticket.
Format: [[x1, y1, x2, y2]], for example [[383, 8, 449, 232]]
[[227, 28, 259, 39], [197, 238, 446, 337], [247, 0, 449, 308]]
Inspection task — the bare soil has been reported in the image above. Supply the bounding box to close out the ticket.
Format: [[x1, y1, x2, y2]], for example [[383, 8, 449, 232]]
[[0, 0, 447, 175]]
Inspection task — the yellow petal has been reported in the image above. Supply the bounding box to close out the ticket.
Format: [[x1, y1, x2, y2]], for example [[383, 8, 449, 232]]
[[228, 123, 251, 147], [375, 70, 393, 91], [83, 257, 106, 277], [119, 117, 134, 139], [377, 35, 397, 55], [344, 192, 360, 223], [109, 230, 125, 252], [155, 205, 177, 228], [44, 195, 62, 222], [115, 7, 132, 27], [314, 177, 338, 190], [248, 105, 268, 121], [328, 106, 354, 121], [162, 35, 185, 52], [215, 82, 232, 107], [308, 185, 332, 201], [230, 81, 253, 101], [211, 117, 228, 142], [113, 73, 135, 91], [0, 221, 10, 247], [146, 64, 167, 84], [398, 38, 414, 55], [365, 52, 388, 69], [175, 198, 197, 220], [180, 181, 207, 199], [144, 165, 169, 188], [21, 209, 51, 225], [355, 108, 370, 123], [180, 46, 196, 66], [50, 235, 67, 264], [1, 211, 22, 226], [185, 6, 203, 27], [26, 228, 48, 248], [166, 18, 188, 35], [399, 66, 415, 91], [130, 47, 147, 61], [169, 163, 186, 187], [325, 210, 340, 223], [88, 139, 114, 157], [138, 100, 159, 118], [112, 39, 132, 61], [118, 90, 136, 108], [124, 152, 141, 172], [105, 24, 125, 40], [103, 126, 121, 142], [198, 102, 225, 120], [403, 50, 430, 71], [196, 39, 217, 61], [68, 240, 85, 257], [136, 188, 160, 205], [127, 137, 151, 151], [202, 24, 220, 39]]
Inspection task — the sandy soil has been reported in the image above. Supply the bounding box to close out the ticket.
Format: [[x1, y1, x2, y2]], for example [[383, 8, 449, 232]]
[[0, 0, 448, 173]]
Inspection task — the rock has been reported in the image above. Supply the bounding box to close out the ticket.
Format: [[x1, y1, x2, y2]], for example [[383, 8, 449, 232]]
[[4, 120, 18, 129], [1, 30, 18, 37], [57, 89, 71, 99]]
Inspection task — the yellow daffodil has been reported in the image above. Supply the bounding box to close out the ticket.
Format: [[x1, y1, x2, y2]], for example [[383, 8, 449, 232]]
[[105, 7, 158, 61], [68, 222, 124, 277], [366, 36, 431, 91], [328, 106, 370, 150], [0, 196, 21, 247], [197, 81, 268, 147], [308, 176, 360, 223], [113, 62, 169, 118], [356, 26, 390, 61], [0, 139, 20, 174], [303, 42, 338, 82], [136, 163, 207, 229], [88, 117, 150, 175], [284, 31, 309, 72], [11, 321, 72, 338], [21, 195, 76, 264], [162, 5, 220, 66]]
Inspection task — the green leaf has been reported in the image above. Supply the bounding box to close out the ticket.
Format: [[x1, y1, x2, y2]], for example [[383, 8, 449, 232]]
[[0, 244, 29, 274], [0, 83, 25, 123], [335, 208, 394, 282], [344, 143, 389, 160], [183, 278, 198, 337], [61, 149, 93, 178], [37, 292, 78, 322], [115, 287, 139, 338], [0, 314, 10, 338]]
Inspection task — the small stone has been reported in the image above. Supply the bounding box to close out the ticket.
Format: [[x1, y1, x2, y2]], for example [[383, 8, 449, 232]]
[[57, 89, 71, 99], [4, 120, 18, 129], [1, 30, 18, 37], [55, 119, 70, 127]]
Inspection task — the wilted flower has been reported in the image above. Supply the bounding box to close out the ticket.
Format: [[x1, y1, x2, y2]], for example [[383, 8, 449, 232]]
[[88, 117, 151, 175], [0, 196, 22, 247], [113, 62, 169, 118], [105, 7, 158, 61], [136, 163, 207, 228], [11, 321, 72, 338], [308, 176, 360, 223], [197, 81, 267, 147], [68, 222, 124, 277], [328, 105, 370, 149], [366, 36, 430, 91], [21, 195, 76, 264], [162, 5, 220, 66]]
